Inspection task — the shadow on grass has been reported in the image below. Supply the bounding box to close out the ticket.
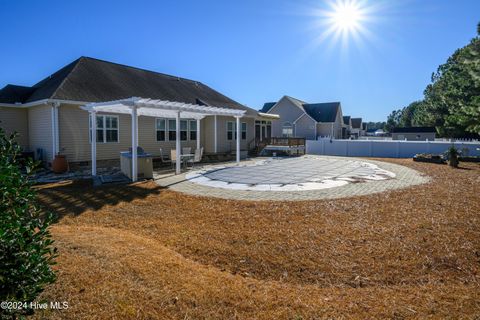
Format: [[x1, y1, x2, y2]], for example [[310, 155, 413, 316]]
[[36, 179, 164, 219]]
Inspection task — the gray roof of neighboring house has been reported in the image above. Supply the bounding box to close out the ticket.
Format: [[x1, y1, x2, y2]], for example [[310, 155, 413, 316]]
[[343, 115, 351, 125], [0, 56, 257, 116], [392, 127, 436, 133], [351, 118, 362, 129], [260, 96, 340, 123], [260, 102, 276, 113], [302, 102, 340, 123]]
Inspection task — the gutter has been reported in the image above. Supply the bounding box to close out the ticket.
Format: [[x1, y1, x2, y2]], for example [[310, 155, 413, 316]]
[[0, 98, 90, 108]]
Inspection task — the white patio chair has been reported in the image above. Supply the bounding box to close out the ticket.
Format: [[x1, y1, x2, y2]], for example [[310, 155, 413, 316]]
[[187, 148, 203, 168], [159, 148, 171, 166]]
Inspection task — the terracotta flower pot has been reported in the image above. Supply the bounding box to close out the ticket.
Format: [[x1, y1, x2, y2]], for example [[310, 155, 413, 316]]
[[52, 155, 68, 173]]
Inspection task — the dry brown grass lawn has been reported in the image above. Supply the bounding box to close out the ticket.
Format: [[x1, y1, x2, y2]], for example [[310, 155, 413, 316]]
[[32, 159, 480, 319]]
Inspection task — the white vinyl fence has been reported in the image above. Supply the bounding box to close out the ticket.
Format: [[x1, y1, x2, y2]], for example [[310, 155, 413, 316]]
[[306, 139, 480, 158]]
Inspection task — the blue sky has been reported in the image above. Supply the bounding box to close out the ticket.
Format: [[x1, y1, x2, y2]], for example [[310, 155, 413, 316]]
[[0, 0, 478, 121]]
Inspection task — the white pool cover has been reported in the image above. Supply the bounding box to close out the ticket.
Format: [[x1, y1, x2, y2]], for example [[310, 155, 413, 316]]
[[185, 156, 396, 192]]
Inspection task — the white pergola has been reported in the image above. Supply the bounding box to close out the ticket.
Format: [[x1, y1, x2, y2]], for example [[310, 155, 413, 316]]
[[81, 97, 246, 181]]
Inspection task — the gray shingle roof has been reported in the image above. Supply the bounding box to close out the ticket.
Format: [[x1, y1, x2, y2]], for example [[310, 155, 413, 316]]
[[260, 102, 276, 113], [0, 57, 257, 116], [343, 115, 351, 125], [0, 85, 36, 104], [351, 118, 362, 129], [302, 102, 340, 123]]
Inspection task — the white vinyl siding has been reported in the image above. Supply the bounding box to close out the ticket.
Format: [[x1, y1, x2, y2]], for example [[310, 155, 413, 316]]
[[28, 105, 53, 162]]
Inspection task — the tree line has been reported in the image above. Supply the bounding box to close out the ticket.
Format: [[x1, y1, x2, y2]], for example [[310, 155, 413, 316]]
[[385, 23, 480, 138]]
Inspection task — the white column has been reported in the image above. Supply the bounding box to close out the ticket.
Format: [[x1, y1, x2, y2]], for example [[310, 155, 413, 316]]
[[175, 111, 181, 174], [196, 118, 201, 150], [50, 104, 58, 160], [214, 115, 218, 153], [131, 105, 138, 182], [236, 116, 241, 164], [331, 123, 334, 138], [90, 111, 97, 176]]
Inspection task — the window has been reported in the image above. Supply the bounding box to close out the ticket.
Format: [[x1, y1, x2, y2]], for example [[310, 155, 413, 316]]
[[168, 119, 176, 141], [241, 122, 247, 140], [227, 121, 234, 140], [189, 120, 197, 140], [156, 118, 166, 141], [105, 116, 118, 142], [227, 121, 247, 140], [180, 120, 188, 141], [89, 115, 119, 143], [282, 122, 293, 137]]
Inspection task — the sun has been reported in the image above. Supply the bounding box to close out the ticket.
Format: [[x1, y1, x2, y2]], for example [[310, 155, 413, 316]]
[[304, 0, 377, 54], [331, 1, 363, 31]]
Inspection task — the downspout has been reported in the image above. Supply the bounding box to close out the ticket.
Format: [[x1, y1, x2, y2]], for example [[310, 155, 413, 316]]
[[51, 102, 60, 160]]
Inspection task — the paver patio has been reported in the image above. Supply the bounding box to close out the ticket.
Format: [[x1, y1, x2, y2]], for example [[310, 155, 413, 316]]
[[154, 155, 430, 201]]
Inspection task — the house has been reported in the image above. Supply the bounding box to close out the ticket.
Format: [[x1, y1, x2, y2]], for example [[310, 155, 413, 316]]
[[350, 118, 363, 138], [342, 116, 352, 139], [0, 57, 278, 169], [259, 96, 344, 140], [392, 127, 436, 141], [361, 123, 368, 136]]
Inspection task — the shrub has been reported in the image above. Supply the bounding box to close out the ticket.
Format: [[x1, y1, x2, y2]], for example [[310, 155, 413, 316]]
[[446, 146, 460, 168], [0, 128, 57, 319]]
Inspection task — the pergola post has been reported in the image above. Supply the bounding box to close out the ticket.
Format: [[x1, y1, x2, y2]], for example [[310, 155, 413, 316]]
[[90, 111, 97, 176], [175, 111, 181, 174], [196, 118, 201, 150], [214, 115, 218, 153], [131, 105, 138, 182], [236, 116, 241, 164]]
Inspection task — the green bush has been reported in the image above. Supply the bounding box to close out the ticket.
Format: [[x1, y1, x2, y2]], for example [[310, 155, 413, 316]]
[[446, 146, 460, 168], [0, 128, 57, 319]]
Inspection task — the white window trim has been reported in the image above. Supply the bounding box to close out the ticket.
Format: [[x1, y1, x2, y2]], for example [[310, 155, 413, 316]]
[[89, 114, 119, 144], [226, 121, 234, 141], [162, 118, 195, 142], [241, 122, 247, 140], [155, 118, 167, 142], [227, 121, 247, 140], [282, 121, 294, 138], [189, 120, 197, 140], [167, 119, 177, 141]]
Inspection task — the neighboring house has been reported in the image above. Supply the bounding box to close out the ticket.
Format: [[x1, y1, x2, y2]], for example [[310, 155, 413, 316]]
[[259, 96, 344, 140], [361, 123, 368, 136], [0, 57, 277, 168], [350, 118, 363, 138], [392, 127, 436, 141], [342, 116, 352, 139]]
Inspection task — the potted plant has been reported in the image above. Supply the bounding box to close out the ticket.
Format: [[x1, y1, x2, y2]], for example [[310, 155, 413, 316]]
[[446, 146, 460, 168], [52, 153, 68, 173]]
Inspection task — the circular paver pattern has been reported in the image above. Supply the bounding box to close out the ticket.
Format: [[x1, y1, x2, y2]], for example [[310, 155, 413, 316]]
[[154, 155, 430, 201]]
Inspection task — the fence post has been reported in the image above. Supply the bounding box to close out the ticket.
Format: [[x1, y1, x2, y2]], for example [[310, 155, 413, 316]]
[[346, 139, 349, 156]]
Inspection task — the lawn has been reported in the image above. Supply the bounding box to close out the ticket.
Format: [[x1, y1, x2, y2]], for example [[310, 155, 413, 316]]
[[33, 159, 480, 319]]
